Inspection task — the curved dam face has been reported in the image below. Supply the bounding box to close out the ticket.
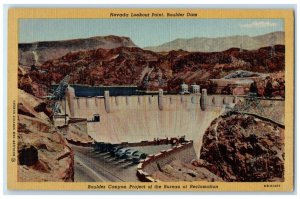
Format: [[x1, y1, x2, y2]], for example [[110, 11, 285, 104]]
[[66, 87, 236, 156]]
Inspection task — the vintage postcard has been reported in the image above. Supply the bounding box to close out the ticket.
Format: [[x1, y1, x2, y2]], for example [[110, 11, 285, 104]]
[[7, 8, 294, 191]]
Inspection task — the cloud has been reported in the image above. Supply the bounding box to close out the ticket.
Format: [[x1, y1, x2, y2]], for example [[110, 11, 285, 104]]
[[240, 21, 278, 28]]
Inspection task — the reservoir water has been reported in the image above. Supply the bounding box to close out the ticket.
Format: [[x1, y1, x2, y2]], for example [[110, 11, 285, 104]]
[[52, 85, 138, 97]]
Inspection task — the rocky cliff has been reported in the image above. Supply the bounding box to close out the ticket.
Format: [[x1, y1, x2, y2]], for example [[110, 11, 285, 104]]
[[18, 89, 74, 182], [199, 113, 284, 182]]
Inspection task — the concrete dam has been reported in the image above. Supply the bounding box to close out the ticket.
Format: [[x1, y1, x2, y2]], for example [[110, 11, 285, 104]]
[[63, 86, 237, 156]]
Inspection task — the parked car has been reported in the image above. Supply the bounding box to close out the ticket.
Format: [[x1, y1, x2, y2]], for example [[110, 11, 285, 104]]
[[125, 150, 139, 160], [100, 143, 113, 153], [94, 142, 104, 152], [110, 146, 123, 156], [132, 152, 148, 164], [115, 148, 131, 158]]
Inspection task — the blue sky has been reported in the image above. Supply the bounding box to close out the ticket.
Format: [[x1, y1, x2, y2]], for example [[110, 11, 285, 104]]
[[19, 19, 284, 47]]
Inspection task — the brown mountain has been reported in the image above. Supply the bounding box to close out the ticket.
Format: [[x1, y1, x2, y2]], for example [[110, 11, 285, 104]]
[[144, 31, 284, 52], [18, 35, 137, 66], [25, 44, 284, 95]]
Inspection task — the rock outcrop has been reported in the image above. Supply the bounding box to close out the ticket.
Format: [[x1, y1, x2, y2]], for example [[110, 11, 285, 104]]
[[199, 113, 284, 182], [18, 66, 48, 97], [18, 89, 74, 182]]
